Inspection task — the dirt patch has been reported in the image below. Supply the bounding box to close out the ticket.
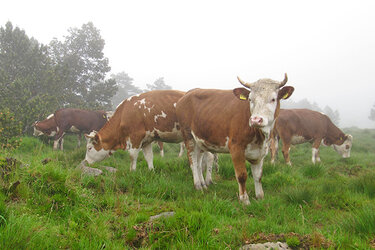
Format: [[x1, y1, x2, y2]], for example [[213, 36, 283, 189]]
[[243, 232, 334, 249]]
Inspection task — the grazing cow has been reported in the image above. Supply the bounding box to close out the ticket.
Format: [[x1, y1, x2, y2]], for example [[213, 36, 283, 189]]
[[33, 109, 109, 150], [176, 74, 294, 204], [82, 90, 215, 184], [269, 109, 353, 165]]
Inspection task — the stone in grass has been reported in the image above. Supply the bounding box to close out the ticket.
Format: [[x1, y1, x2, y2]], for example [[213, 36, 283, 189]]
[[149, 212, 175, 221], [240, 241, 290, 250], [102, 166, 117, 173], [78, 165, 103, 176]]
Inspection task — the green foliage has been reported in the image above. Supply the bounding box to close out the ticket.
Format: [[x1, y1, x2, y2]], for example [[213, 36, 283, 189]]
[[0, 109, 22, 149], [0, 21, 117, 135], [111, 71, 142, 109], [286, 236, 301, 247]]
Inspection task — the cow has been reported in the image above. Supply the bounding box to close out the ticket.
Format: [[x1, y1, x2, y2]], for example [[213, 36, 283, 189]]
[[82, 90, 215, 185], [269, 109, 353, 165], [33, 108, 110, 150], [176, 74, 294, 204]]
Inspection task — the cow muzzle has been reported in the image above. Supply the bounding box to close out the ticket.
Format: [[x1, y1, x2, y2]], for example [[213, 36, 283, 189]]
[[250, 116, 265, 127]]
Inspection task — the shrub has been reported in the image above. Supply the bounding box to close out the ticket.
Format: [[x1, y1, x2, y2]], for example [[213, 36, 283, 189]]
[[0, 108, 23, 150]]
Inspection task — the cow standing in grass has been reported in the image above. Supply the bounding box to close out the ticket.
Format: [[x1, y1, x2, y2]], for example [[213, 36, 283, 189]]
[[82, 90, 215, 185], [176, 74, 294, 204], [33, 109, 110, 150], [269, 109, 353, 165]]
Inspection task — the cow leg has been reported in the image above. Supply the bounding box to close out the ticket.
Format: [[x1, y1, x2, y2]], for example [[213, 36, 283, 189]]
[[185, 139, 206, 190], [53, 129, 65, 151], [281, 140, 292, 165], [157, 141, 164, 157], [230, 147, 249, 205], [213, 153, 219, 173], [178, 142, 185, 157], [142, 143, 154, 170], [270, 136, 278, 164], [53, 139, 60, 150], [77, 133, 81, 148], [59, 137, 64, 150], [251, 159, 265, 200], [312, 140, 322, 164], [196, 149, 207, 189], [203, 152, 214, 186], [129, 148, 141, 171]]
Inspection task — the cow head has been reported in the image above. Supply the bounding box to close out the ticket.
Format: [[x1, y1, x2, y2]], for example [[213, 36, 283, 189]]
[[233, 73, 294, 134], [332, 134, 353, 158], [84, 131, 112, 164], [32, 122, 44, 136]]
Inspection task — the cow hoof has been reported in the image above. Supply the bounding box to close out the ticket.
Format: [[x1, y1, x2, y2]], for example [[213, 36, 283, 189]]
[[240, 199, 250, 205], [205, 179, 213, 186], [194, 183, 203, 190]]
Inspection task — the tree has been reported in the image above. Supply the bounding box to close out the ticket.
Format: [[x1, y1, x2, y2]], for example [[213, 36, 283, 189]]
[[146, 77, 171, 91], [0, 21, 58, 132], [111, 71, 143, 109], [49, 22, 115, 109], [323, 106, 340, 125]]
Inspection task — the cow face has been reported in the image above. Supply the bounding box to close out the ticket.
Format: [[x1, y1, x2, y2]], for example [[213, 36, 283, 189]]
[[332, 134, 353, 158], [33, 123, 44, 136], [84, 131, 111, 164], [234, 74, 294, 133]]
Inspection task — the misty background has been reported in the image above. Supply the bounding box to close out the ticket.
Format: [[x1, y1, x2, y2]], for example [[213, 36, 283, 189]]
[[1, 0, 375, 129]]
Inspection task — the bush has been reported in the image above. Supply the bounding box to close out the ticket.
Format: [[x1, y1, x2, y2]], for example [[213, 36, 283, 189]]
[[0, 109, 23, 150]]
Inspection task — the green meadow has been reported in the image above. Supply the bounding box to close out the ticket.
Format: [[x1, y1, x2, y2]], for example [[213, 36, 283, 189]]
[[0, 127, 374, 249]]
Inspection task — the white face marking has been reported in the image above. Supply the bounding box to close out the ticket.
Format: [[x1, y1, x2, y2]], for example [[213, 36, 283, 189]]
[[154, 111, 167, 123], [33, 127, 44, 136], [173, 103, 177, 108], [332, 138, 352, 158], [84, 131, 110, 164], [248, 86, 279, 135]]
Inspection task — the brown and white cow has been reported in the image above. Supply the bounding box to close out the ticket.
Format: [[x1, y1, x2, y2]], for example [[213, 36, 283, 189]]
[[33, 108, 109, 150], [82, 90, 215, 185], [269, 109, 353, 165], [176, 74, 294, 204]]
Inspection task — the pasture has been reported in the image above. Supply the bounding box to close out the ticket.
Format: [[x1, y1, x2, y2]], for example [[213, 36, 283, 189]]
[[0, 127, 374, 249]]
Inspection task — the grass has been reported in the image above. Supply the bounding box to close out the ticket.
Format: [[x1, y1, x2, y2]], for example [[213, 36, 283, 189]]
[[0, 127, 374, 248]]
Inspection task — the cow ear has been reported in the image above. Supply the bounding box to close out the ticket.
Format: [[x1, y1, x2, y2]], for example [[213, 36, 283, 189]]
[[233, 88, 250, 101], [278, 86, 294, 100]]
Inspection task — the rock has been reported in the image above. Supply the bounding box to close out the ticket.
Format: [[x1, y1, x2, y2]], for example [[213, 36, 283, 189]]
[[240, 241, 290, 250], [149, 212, 175, 221], [102, 166, 117, 173], [78, 165, 103, 176]]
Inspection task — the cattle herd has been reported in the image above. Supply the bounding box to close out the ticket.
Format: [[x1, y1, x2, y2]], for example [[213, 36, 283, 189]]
[[32, 74, 353, 205]]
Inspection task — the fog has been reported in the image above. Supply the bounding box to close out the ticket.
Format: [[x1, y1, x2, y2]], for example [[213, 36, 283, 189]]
[[1, 0, 375, 128]]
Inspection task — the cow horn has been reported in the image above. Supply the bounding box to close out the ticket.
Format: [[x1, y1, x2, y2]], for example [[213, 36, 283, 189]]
[[279, 73, 288, 88], [237, 76, 252, 88]]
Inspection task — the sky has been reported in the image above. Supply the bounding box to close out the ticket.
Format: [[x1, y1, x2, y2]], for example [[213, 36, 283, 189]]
[[1, 0, 375, 128]]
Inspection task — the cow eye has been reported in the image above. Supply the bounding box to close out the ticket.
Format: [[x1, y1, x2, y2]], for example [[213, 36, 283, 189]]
[[88, 147, 92, 151], [271, 98, 276, 102]]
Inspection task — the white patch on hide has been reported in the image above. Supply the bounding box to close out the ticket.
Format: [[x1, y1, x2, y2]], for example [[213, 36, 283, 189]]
[[154, 111, 167, 123]]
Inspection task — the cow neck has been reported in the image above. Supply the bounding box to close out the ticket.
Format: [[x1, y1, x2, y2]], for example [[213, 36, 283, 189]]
[[98, 113, 121, 150], [324, 119, 345, 145]]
